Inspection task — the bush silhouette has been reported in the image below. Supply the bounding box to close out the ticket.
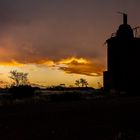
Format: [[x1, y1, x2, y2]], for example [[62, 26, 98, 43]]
[[9, 85, 35, 99]]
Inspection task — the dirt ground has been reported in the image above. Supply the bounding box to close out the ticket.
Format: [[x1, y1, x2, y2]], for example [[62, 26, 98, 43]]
[[0, 96, 140, 140]]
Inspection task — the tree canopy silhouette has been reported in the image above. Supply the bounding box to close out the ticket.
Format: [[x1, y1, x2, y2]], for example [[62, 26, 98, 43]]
[[75, 78, 88, 87], [9, 70, 28, 86]]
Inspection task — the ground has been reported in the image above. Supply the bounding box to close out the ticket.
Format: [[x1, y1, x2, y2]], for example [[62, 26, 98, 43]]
[[0, 96, 140, 140]]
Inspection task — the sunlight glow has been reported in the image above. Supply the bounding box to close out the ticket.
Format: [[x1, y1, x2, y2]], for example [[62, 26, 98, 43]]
[[58, 57, 90, 65]]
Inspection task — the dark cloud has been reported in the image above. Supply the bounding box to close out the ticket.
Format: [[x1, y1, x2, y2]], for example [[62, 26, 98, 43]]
[[0, 0, 139, 76]]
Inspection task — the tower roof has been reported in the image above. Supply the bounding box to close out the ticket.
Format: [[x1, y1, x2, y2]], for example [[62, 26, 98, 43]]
[[116, 13, 134, 39]]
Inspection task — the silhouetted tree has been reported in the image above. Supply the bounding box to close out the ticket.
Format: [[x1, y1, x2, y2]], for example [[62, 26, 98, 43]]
[[75, 80, 80, 87], [75, 78, 88, 87], [9, 70, 28, 86], [80, 78, 88, 87]]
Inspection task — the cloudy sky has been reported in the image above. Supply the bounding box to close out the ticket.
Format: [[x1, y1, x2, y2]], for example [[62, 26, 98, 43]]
[[0, 0, 140, 88]]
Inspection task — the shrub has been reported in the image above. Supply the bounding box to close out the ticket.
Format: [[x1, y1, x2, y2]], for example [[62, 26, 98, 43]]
[[9, 85, 35, 99]]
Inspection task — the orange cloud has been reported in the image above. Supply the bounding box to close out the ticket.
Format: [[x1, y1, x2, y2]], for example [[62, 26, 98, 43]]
[[58, 57, 104, 76], [0, 60, 24, 67], [35, 60, 56, 67], [58, 57, 90, 65], [46, 57, 104, 76], [0, 54, 104, 76], [32, 57, 104, 76]]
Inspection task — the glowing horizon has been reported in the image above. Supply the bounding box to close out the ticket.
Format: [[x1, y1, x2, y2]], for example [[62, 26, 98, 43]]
[[0, 57, 104, 88]]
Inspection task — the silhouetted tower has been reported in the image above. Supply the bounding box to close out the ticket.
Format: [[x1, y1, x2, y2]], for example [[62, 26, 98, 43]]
[[104, 13, 140, 94]]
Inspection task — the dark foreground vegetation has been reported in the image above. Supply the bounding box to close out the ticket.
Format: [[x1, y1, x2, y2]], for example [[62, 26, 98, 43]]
[[9, 85, 35, 99], [0, 87, 140, 140]]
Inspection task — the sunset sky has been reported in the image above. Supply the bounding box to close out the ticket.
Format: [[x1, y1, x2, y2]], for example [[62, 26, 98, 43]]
[[0, 0, 140, 88]]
